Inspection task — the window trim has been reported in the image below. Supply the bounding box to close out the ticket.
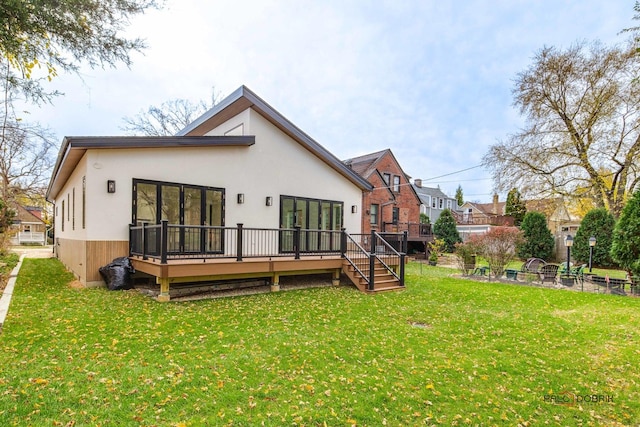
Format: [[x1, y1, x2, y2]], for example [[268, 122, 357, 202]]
[[392, 175, 401, 192], [370, 203, 379, 226]]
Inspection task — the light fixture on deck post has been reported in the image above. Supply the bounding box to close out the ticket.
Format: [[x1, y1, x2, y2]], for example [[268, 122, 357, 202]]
[[588, 236, 596, 273], [237, 193, 244, 204]]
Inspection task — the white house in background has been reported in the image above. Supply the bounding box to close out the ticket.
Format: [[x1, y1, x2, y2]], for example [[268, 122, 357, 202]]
[[412, 179, 462, 223], [10, 205, 47, 245], [457, 194, 515, 240], [46, 86, 372, 286]]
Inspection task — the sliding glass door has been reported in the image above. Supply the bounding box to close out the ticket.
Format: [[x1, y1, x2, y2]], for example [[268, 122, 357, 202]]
[[133, 179, 224, 254], [279, 196, 343, 253]]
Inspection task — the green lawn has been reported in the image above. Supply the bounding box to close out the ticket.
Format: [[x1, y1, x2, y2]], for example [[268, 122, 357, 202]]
[[1, 259, 639, 426]]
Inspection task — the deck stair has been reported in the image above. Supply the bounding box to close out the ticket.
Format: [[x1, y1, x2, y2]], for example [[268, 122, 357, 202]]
[[342, 231, 406, 293]]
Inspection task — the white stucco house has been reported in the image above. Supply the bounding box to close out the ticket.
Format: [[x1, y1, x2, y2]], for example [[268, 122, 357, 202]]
[[46, 86, 374, 289]]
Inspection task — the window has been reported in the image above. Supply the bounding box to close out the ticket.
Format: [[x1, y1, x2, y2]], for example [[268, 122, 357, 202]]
[[370, 204, 379, 226], [432, 197, 437, 208], [392, 176, 400, 192], [280, 195, 343, 252], [439, 198, 443, 209], [72, 187, 75, 230], [382, 173, 391, 186], [61, 200, 65, 232], [132, 179, 225, 254], [447, 200, 452, 209], [392, 207, 399, 225]]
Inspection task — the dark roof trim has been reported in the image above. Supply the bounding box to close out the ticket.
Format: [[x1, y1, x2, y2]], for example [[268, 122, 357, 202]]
[[178, 86, 372, 191], [46, 135, 255, 201], [65, 135, 255, 148]]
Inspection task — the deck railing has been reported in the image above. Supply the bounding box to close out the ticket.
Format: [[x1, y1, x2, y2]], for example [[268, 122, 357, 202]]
[[381, 222, 432, 238], [344, 231, 407, 290], [129, 221, 343, 263], [17, 231, 46, 244], [451, 211, 515, 226]]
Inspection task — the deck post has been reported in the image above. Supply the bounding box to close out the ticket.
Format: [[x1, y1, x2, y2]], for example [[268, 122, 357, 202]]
[[400, 230, 407, 287], [294, 226, 301, 260], [340, 228, 347, 258], [332, 269, 341, 286], [157, 277, 170, 302], [402, 230, 408, 254], [236, 223, 243, 261], [369, 230, 376, 291], [128, 223, 134, 257], [142, 222, 148, 260], [160, 220, 168, 264], [271, 273, 280, 292]]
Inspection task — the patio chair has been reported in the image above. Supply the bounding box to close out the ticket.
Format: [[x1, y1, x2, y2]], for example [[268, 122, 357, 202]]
[[571, 264, 587, 286], [522, 257, 546, 273], [539, 263, 560, 285]]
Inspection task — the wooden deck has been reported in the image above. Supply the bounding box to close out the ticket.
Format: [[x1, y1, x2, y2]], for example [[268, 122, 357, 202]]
[[130, 255, 345, 301], [128, 224, 407, 301]]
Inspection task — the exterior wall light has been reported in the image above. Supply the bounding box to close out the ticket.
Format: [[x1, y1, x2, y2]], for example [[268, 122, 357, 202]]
[[107, 180, 116, 193], [351, 205, 358, 213], [266, 196, 273, 206], [237, 193, 244, 204]]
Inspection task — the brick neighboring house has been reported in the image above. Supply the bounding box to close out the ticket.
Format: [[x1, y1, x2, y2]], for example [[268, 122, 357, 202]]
[[344, 149, 422, 237]]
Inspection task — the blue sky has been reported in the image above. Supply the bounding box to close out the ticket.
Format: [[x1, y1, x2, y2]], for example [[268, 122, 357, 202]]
[[28, 1, 635, 202]]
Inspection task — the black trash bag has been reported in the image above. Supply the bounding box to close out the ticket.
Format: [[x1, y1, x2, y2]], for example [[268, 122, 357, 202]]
[[99, 257, 135, 290]]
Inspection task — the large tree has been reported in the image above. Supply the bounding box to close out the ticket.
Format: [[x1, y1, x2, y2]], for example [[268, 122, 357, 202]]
[[455, 185, 464, 207], [505, 188, 526, 226], [0, 0, 160, 102], [611, 189, 640, 277], [122, 88, 222, 136], [483, 41, 640, 217], [1, 63, 56, 211]]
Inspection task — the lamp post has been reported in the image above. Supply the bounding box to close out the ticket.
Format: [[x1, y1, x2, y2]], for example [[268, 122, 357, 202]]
[[564, 235, 574, 285], [588, 236, 596, 273]]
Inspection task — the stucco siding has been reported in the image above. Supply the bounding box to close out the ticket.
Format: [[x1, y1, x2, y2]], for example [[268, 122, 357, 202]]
[[56, 107, 362, 243]]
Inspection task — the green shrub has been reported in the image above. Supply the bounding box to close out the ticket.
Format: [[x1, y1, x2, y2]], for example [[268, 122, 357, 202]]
[[573, 208, 615, 267], [433, 209, 461, 252], [517, 211, 554, 260]]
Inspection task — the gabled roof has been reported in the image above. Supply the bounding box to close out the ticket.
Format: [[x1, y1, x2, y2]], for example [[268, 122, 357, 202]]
[[462, 201, 506, 216], [343, 149, 390, 178], [413, 185, 449, 201], [178, 85, 372, 192], [13, 204, 46, 224], [46, 135, 255, 201]]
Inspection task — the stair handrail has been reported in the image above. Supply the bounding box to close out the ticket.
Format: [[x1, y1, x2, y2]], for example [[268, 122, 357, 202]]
[[373, 231, 407, 287], [343, 232, 371, 286]]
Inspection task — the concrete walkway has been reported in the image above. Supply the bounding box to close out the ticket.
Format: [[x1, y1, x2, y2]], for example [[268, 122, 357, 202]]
[[0, 246, 54, 332]]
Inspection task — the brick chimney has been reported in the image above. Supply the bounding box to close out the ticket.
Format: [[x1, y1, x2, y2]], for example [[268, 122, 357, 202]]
[[414, 179, 422, 188], [492, 194, 499, 214]]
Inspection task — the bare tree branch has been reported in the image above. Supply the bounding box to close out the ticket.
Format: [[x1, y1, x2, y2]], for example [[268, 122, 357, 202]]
[[483, 41, 640, 216]]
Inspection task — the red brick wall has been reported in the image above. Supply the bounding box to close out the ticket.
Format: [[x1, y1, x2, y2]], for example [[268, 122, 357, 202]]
[[360, 153, 420, 236]]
